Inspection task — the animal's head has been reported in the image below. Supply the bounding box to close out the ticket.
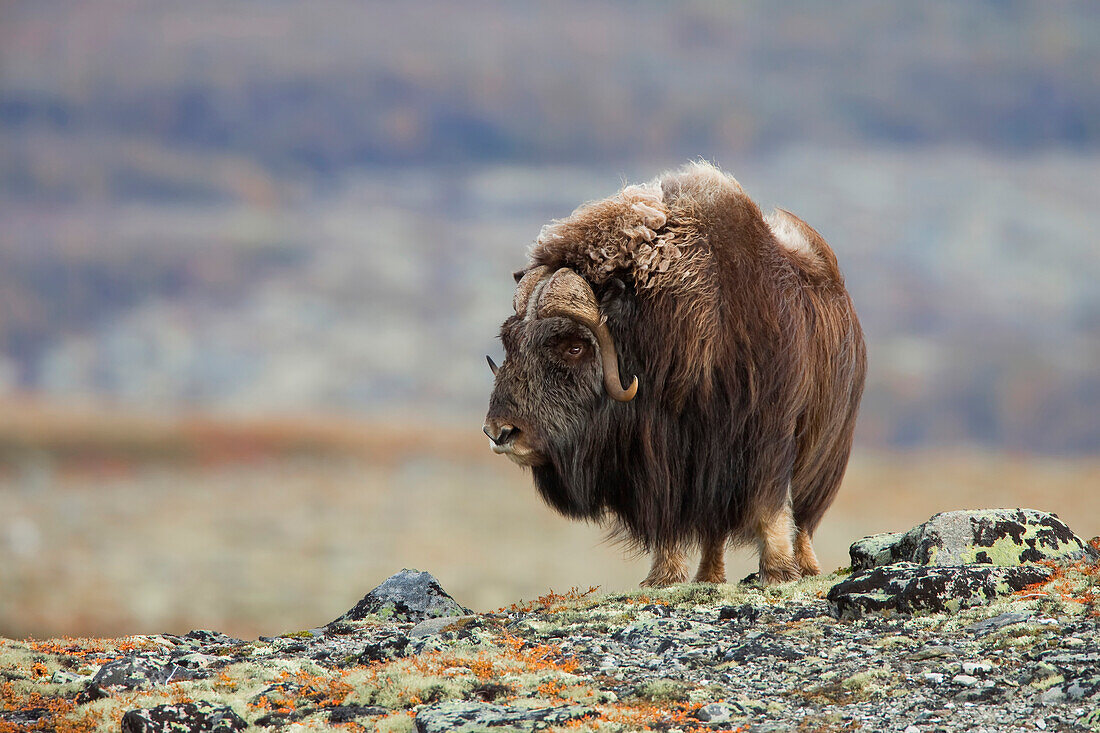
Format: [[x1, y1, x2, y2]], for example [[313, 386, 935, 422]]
[[483, 266, 638, 468]]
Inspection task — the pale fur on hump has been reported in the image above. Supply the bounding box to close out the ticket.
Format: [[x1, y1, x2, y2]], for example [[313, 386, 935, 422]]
[[765, 209, 814, 259], [532, 160, 746, 293], [764, 207, 831, 278]]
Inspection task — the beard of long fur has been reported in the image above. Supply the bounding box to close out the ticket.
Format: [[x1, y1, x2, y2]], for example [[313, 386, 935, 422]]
[[530, 403, 618, 522], [529, 372, 765, 556]]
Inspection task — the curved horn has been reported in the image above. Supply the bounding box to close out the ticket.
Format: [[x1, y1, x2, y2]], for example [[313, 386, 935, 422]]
[[486, 355, 499, 376], [536, 268, 639, 402]]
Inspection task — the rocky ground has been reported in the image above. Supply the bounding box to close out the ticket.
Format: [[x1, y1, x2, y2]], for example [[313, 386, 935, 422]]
[[1, 508, 1098, 733]]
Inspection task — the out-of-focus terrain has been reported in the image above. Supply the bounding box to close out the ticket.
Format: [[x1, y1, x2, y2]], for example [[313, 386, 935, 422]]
[[1, 404, 1097, 639], [2, 1, 1099, 451], [2, 1, 1099, 639]]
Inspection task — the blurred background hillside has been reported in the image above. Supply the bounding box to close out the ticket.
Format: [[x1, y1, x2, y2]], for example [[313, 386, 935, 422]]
[[1, 0, 1099, 638]]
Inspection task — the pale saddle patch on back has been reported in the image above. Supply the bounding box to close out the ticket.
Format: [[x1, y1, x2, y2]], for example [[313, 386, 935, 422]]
[[765, 209, 815, 258], [765, 208, 829, 276]]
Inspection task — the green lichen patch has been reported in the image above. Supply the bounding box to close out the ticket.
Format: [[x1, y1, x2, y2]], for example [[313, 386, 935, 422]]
[[631, 678, 691, 703]]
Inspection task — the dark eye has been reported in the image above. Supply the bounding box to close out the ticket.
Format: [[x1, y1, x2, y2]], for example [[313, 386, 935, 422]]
[[557, 339, 588, 361]]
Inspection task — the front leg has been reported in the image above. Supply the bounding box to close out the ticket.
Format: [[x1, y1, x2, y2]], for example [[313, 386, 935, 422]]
[[694, 535, 727, 583], [640, 543, 688, 588]]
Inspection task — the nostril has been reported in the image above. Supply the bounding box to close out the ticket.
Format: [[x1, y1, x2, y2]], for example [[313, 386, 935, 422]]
[[484, 422, 518, 446]]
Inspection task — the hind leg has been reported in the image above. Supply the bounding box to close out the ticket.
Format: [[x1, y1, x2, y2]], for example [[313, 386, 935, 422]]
[[794, 528, 821, 576], [791, 441, 854, 578], [755, 502, 800, 585], [693, 535, 727, 583], [640, 543, 688, 588]]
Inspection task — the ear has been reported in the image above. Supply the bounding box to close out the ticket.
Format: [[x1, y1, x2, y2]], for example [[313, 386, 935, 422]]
[[513, 269, 526, 283], [596, 277, 633, 324], [599, 277, 628, 308]]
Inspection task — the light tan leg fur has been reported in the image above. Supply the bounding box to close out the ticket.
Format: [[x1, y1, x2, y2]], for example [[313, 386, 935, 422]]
[[794, 528, 821, 577], [756, 503, 801, 585], [693, 536, 727, 583], [640, 544, 688, 588]]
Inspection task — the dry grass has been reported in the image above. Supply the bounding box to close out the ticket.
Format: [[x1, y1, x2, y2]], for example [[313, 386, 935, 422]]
[[1, 401, 1097, 639]]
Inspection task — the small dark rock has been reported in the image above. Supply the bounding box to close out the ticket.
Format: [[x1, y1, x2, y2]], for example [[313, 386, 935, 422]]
[[718, 604, 761, 624], [409, 614, 479, 638], [334, 569, 470, 624], [121, 702, 247, 733], [471, 682, 514, 701], [965, 611, 1032, 634], [75, 684, 110, 705], [910, 644, 957, 660], [695, 702, 733, 723], [328, 704, 389, 723], [358, 633, 410, 662], [0, 708, 49, 725], [954, 685, 1006, 703], [184, 630, 244, 645], [254, 712, 293, 728]]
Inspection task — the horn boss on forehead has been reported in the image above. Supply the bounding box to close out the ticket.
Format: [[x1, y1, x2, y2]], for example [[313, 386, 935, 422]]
[[513, 266, 550, 318], [535, 268, 638, 402]]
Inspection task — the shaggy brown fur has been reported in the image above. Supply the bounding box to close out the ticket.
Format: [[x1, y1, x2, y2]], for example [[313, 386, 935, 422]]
[[484, 161, 866, 585]]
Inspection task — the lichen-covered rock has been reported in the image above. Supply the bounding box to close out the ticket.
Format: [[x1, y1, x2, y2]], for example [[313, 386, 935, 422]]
[[1038, 675, 1100, 704], [827, 563, 1052, 618], [120, 702, 247, 733], [414, 701, 592, 733], [849, 509, 1093, 570], [92, 655, 193, 689], [333, 569, 470, 624], [695, 702, 733, 723]]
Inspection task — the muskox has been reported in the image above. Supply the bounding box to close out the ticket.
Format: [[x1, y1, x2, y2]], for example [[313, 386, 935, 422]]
[[483, 162, 866, 586]]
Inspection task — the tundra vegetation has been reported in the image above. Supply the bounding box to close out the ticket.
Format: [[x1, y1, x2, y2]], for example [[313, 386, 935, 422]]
[[1, 511, 1098, 732]]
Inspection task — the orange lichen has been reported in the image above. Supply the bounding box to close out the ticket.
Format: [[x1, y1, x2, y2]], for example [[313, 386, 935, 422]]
[[623, 595, 672, 607], [25, 636, 156, 662], [503, 586, 600, 614], [536, 679, 567, 698], [573, 699, 729, 732], [215, 670, 239, 691], [0, 683, 97, 733], [1015, 551, 1100, 613], [282, 669, 353, 707], [368, 633, 578, 684]]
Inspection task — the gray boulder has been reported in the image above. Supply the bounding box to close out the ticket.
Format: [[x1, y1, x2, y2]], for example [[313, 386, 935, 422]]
[[827, 563, 1052, 619], [849, 508, 1093, 570], [829, 508, 1094, 619], [334, 569, 471, 624], [415, 701, 592, 733]]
